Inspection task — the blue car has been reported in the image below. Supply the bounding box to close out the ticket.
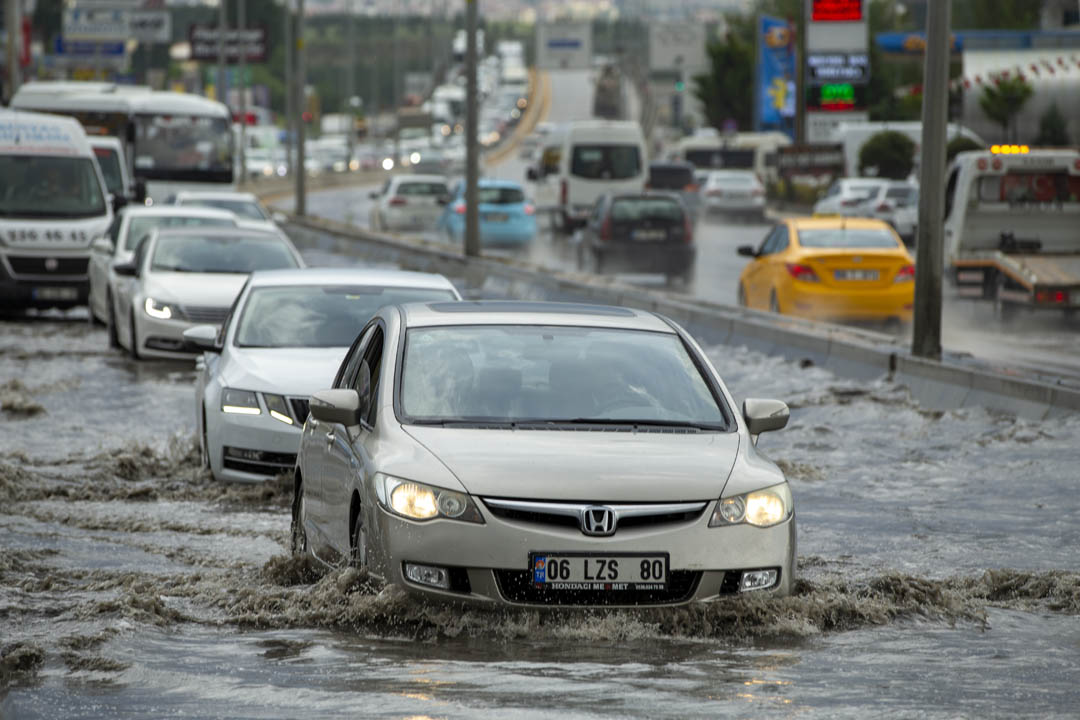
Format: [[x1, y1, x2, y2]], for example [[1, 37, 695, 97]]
[[437, 179, 537, 247]]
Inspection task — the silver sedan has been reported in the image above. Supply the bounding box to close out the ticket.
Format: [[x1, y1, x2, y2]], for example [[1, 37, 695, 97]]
[[292, 301, 795, 606]]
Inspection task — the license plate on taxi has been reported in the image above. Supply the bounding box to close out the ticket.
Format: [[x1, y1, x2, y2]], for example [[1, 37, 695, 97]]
[[632, 229, 666, 242], [834, 269, 879, 281], [531, 552, 668, 589], [484, 212, 509, 222], [32, 286, 79, 301]]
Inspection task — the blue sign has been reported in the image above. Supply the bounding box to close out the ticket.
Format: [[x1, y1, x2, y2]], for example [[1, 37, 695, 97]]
[[547, 39, 582, 49], [55, 36, 125, 56], [756, 15, 796, 139]]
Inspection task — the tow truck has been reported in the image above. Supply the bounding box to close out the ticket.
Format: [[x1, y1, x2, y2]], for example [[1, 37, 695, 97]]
[[944, 146, 1080, 317]]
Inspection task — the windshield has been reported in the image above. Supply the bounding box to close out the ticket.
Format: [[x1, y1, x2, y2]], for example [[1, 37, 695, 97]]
[[798, 228, 899, 248], [235, 286, 458, 348], [708, 173, 757, 187], [478, 187, 525, 204], [0, 155, 107, 219], [571, 144, 642, 180], [125, 215, 235, 251], [181, 198, 269, 221], [150, 235, 298, 273], [398, 182, 448, 197], [93, 147, 124, 196], [611, 198, 684, 223], [400, 325, 727, 427], [133, 114, 233, 182]]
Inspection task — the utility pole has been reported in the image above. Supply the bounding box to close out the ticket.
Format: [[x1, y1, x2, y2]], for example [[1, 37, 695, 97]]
[[284, 0, 293, 176], [238, 0, 247, 171], [346, 0, 356, 161], [392, 0, 401, 166], [464, 0, 480, 256], [295, 0, 306, 216], [912, 0, 951, 360], [4, 0, 20, 102], [217, 0, 227, 105]]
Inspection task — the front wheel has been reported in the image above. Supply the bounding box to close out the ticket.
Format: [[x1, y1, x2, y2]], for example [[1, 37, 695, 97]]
[[769, 290, 782, 314], [106, 292, 120, 349], [199, 408, 211, 472], [128, 308, 142, 359], [290, 483, 308, 556], [350, 509, 366, 569]]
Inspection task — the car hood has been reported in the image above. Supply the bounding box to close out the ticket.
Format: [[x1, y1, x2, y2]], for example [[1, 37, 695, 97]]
[[222, 347, 349, 395], [402, 426, 739, 502], [144, 272, 249, 308]]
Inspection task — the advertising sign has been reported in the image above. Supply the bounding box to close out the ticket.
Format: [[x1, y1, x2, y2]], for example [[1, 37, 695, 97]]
[[806, 52, 869, 84], [777, 144, 846, 177], [129, 11, 172, 44], [62, 8, 130, 42], [189, 25, 268, 64], [757, 15, 797, 139], [812, 0, 863, 22]]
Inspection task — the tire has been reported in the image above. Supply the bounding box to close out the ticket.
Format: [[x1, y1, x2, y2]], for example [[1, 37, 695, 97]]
[[200, 408, 211, 472], [129, 308, 142, 360], [769, 290, 782, 314], [350, 508, 366, 569], [106, 292, 121, 349], [290, 482, 308, 556], [737, 283, 747, 307]]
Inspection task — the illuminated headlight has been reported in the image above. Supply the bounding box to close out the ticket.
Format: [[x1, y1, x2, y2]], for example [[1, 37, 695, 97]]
[[381, 157, 395, 170], [349, 159, 360, 171], [221, 388, 261, 415], [264, 393, 293, 425], [261, 164, 274, 177], [143, 297, 174, 320], [709, 483, 792, 528], [409, 152, 421, 164], [375, 474, 483, 523]]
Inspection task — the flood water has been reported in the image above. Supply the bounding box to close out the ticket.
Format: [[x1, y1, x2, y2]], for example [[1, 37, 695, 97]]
[[2, 236, 1079, 719]]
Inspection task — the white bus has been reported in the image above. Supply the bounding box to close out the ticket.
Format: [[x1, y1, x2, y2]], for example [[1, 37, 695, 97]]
[[0, 109, 114, 310], [673, 130, 791, 182], [10, 82, 235, 204]]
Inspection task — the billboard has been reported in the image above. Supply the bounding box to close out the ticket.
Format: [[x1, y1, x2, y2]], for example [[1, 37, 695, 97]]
[[811, 0, 863, 22], [757, 15, 797, 139]]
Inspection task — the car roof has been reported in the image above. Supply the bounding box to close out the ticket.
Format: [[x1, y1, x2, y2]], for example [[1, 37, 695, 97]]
[[476, 178, 524, 189], [121, 206, 236, 220], [174, 191, 260, 202], [788, 217, 893, 231], [152, 227, 284, 240], [399, 301, 675, 332], [246, 267, 457, 291], [394, 174, 447, 184], [650, 162, 694, 170]]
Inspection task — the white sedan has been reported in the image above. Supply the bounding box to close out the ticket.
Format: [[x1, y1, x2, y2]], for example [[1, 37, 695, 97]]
[[187, 268, 461, 483], [111, 227, 304, 360], [87, 206, 237, 344], [368, 175, 449, 233]]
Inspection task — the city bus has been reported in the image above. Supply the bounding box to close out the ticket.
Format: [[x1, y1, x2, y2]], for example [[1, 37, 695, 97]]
[[10, 82, 235, 204]]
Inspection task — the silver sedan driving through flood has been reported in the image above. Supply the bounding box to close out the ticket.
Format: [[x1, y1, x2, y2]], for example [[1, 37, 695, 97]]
[[292, 301, 795, 606]]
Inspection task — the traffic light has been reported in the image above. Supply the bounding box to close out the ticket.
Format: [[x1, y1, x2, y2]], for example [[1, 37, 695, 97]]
[[675, 80, 685, 92]]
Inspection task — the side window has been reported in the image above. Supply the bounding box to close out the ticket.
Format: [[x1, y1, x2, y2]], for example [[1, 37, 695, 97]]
[[218, 281, 249, 346], [334, 325, 375, 389], [758, 226, 782, 255], [772, 225, 789, 253], [132, 236, 151, 270], [355, 327, 385, 426], [825, 181, 840, 198], [943, 167, 959, 220], [590, 197, 605, 224], [379, 179, 392, 197]]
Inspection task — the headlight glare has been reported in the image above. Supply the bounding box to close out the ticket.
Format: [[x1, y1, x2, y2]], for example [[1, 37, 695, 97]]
[[221, 388, 261, 415], [745, 490, 786, 527], [264, 393, 293, 425], [390, 482, 439, 520], [377, 474, 483, 523], [144, 297, 173, 319], [710, 483, 792, 528]]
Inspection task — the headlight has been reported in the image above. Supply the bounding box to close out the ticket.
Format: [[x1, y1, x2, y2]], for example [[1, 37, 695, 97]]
[[221, 388, 261, 415], [143, 297, 174, 320], [709, 483, 792, 528], [375, 474, 484, 523], [410, 152, 421, 164], [264, 393, 293, 425]]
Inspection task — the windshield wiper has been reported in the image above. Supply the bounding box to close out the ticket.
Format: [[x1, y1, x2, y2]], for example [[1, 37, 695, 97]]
[[528, 418, 727, 431]]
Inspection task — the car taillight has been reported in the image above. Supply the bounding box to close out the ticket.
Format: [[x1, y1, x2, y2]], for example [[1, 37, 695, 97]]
[[523, 204, 535, 215], [683, 183, 699, 192], [706, 189, 724, 197], [841, 198, 861, 206], [785, 263, 819, 282], [877, 202, 894, 212], [751, 188, 765, 197], [599, 215, 612, 241], [389, 196, 407, 206], [453, 202, 465, 215], [894, 264, 915, 282], [1035, 289, 1069, 304], [560, 179, 568, 206]]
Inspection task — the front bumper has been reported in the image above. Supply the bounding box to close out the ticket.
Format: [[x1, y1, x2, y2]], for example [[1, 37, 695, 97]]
[[208, 404, 301, 483], [134, 312, 204, 360], [367, 503, 796, 606], [0, 252, 89, 310]]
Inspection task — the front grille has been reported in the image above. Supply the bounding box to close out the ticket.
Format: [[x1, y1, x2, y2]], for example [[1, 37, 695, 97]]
[[494, 569, 701, 606], [289, 397, 310, 424], [482, 498, 707, 535], [222, 447, 296, 477], [7, 256, 89, 277], [181, 305, 229, 324]]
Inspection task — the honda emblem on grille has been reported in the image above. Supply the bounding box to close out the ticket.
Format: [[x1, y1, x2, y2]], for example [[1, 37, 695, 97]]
[[580, 506, 617, 536], [44, 258, 59, 272]]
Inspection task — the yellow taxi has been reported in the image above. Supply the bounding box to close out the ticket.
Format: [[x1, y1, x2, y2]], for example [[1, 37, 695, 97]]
[[736, 217, 915, 324]]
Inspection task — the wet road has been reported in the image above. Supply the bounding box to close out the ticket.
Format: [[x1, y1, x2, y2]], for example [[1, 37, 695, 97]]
[[3, 231, 1080, 717]]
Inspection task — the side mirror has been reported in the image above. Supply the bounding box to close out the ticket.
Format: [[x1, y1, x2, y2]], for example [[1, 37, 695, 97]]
[[436, 194, 451, 206], [271, 211, 288, 224], [737, 245, 758, 258], [309, 388, 362, 426], [91, 236, 114, 254], [133, 179, 148, 203], [112, 261, 138, 277], [526, 166, 539, 181], [743, 398, 789, 436], [182, 324, 221, 352], [368, 191, 380, 200], [110, 194, 128, 213]]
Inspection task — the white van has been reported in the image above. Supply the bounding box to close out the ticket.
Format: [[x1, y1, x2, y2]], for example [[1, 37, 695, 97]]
[[0, 110, 114, 310], [549, 120, 648, 230]]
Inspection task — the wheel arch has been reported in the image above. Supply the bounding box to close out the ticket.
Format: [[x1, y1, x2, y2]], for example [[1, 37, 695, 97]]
[[349, 490, 363, 548]]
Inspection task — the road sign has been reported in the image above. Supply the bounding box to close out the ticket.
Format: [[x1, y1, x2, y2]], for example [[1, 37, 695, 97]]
[[48, 36, 127, 70], [129, 11, 171, 44], [63, 8, 130, 42], [189, 25, 268, 64]]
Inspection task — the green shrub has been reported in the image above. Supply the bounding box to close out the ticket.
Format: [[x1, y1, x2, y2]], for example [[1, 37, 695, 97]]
[[946, 136, 984, 163], [858, 131, 916, 179]]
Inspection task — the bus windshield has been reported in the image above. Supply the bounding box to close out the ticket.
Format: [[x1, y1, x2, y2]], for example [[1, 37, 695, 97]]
[[133, 114, 233, 182], [0, 155, 107, 219]]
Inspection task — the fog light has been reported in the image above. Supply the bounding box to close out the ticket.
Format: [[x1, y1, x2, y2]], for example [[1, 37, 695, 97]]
[[740, 569, 778, 592], [404, 562, 450, 589]]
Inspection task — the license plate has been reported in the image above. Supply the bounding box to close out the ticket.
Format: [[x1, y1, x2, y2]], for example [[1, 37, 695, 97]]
[[834, 269, 879, 281], [632, 229, 666, 242], [531, 552, 668, 589], [484, 213, 509, 222], [32, 286, 79, 301]]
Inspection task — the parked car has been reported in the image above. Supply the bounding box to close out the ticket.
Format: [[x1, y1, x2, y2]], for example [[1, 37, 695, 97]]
[[437, 179, 537, 248], [577, 193, 696, 284], [812, 178, 890, 217], [369, 175, 449, 233], [646, 162, 702, 223], [736, 217, 915, 326], [110, 227, 304, 359], [850, 182, 918, 245], [187, 268, 461, 483], [87, 206, 238, 344], [701, 170, 766, 222], [291, 300, 796, 605]]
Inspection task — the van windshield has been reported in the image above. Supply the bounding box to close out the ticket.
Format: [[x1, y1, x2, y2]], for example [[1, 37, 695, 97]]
[[571, 144, 641, 181], [0, 155, 107, 218], [93, 147, 125, 196]]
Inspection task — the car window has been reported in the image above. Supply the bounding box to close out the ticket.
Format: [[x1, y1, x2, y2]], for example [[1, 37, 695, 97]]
[[335, 325, 376, 389], [758, 225, 785, 255], [540, 146, 561, 175], [357, 327, 385, 425], [217, 280, 249, 346], [886, 186, 917, 204], [398, 182, 449, 196], [798, 228, 900, 248], [150, 235, 299, 273], [476, 187, 525, 204], [610, 197, 683, 223], [93, 147, 125, 196], [125, 215, 235, 251], [648, 165, 694, 189], [570, 144, 642, 181]]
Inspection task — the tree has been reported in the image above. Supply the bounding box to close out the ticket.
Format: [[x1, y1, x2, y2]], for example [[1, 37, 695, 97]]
[[858, 131, 916, 179], [946, 136, 983, 162], [979, 76, 1033, 142], [692, 21, 754, 132], [1034, 103, 1071, 147], [952, 0, 1040, 30]]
